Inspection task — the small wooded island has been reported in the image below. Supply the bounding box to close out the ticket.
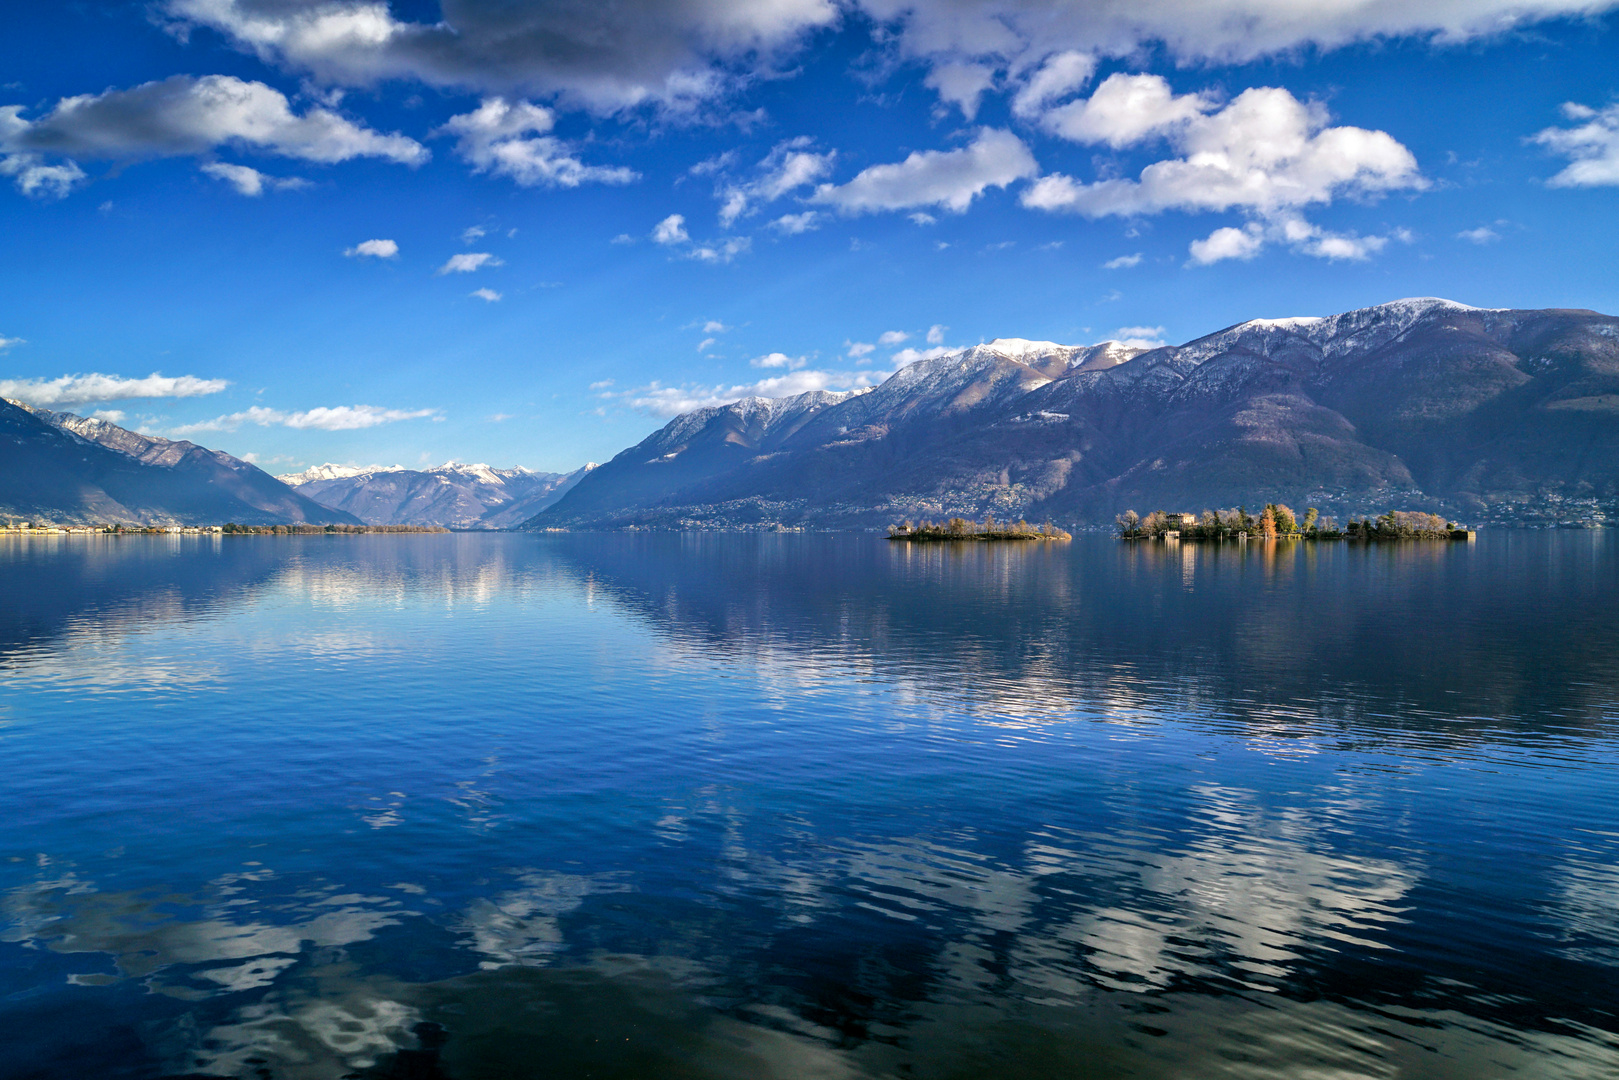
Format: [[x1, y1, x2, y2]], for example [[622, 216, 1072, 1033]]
[[1117, 505, 1475, 541], [889, 516, 1072, 542]]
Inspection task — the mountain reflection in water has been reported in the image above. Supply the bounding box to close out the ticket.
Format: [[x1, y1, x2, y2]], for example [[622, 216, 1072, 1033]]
[[1, 532, 1617, 1079]]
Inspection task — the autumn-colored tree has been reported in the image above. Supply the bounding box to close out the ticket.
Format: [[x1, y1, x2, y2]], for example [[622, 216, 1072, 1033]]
[[1259, 505, 1278, 538], [1273, 504, 1296, 534]]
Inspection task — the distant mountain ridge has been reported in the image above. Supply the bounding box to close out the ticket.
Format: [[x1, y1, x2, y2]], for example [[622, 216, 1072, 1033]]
[[529, 299, 1619, 529], [280, 460, 596, 529], [0, 400, 361, 526]]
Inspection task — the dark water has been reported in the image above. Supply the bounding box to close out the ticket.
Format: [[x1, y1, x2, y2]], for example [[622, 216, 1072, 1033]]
[[3, 531, 1618, 1079]]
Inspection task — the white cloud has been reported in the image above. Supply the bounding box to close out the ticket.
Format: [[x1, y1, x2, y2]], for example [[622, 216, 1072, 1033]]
[[1040, 72, 1211, 147], [199, 161, 308, 195], [770, 210, 821, 234], [697, 337, 716, 351], [751, 352, 808, 369], [345, 238, 398, 259], [1187, 216, 1396, 264], [0, 154, 86, 198], [439, 97, 637, 187], [878, 330, 910, 345], [171, 403, 437, 435], [462, 225, 487, 242], [688, 236, 751, 263], [438, 252, 502, 274], [620, 368, 873, 416], [1024, 82, 1422, 219], [924, 62, 996, 120], [588, 379, 615, 390], [926, 324, 947, 344], [1104, 252, 1143, 268], [703, 320, 729, 333], [652, 213, 689, 245], [813, 128, 1038, 214], [0, 371, 229, 407], [891, 345, 954, 366], [470, 287, 502, 301], [89, 409, 126, 424], [1113, 324, 1166, 348], [854, 0, 1612, 70], [162, 0, 839, 114], [908, 211, 937, 225], [0, 334, 23, 351], [0, 75, 426, 183], [712, 138, 833, 227], [1010, 50, 1096, 118], [1188, 225, 1264, 264], [1457, 226, 1500, 244], [610, 233, 636, 244], [1534, 101, 1619, 187], [846, 341, 876, 357]]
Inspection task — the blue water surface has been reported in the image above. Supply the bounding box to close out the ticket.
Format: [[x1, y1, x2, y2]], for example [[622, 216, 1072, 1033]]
[[2, 531, 1617, 1078]]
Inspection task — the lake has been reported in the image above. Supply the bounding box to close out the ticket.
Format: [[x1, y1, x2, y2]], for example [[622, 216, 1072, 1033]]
[[2, 531, 1617, 1079]]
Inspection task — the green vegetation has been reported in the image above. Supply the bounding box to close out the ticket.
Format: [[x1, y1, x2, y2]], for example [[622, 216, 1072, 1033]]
[[889, 514, 1071, 542], [1117, 505, 1468, 541]]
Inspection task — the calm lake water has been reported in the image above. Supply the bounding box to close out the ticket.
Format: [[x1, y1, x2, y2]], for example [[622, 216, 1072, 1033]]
[[2, 531, 1618, 1079]]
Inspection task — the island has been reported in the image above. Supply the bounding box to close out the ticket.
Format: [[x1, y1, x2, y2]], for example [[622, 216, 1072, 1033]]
[[1116, 505, 1475, 541], [889, 516, 1072, 542]]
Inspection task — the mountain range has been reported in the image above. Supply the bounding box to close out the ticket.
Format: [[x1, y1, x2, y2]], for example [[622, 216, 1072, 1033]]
[[0, 399, 359, 527], [276, 461, 595, 529], [528, 298, 1619, 530]]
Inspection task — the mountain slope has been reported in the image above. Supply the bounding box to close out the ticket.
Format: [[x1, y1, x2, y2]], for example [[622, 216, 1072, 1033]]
[[0, 402, 363, 526], [280, 461, 596, 528], [529, 301, 1619, 529]]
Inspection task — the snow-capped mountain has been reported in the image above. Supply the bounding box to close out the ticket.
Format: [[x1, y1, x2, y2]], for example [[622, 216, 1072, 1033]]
[[0, 402, 361, 526], [280, 460, 596, 529], [532, 299, 1619, 529]]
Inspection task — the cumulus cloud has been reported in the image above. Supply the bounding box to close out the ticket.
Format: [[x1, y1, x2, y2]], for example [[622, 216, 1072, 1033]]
[[437, 252, 502, 274], [926, 324, 947, 344], [616, 368, 873, 416], [0, 334, 23, 351], [200, 161, 308, 195], [345, 238, 398, 258], [1457, 225, 1500, 244], [470, 287, 502, 301], [925, 62, 997, 120], [1010, 50, 1096, 118], [439, 97, 636, 187], [461, 225, 487, 242], [1113, 324, 1166, 348], [711, 137, 833, 227], [891, 344, 954, 366], [703, 320, 729, 333], [1187, 216, 1398, 264], [750, 351, 808, 369], [688, 237, 751, 263], [846, 340, 876, 357], [1024, 81, 1422, 219], [0, 75, 426, 184], [1039, 72, 1213, 147], [0, 371, 229, 407], [878, 330, 910, 345], [857, 0, 1613, 71], [764, 212, 817, 237], [1534, 101, 1619, 187], [1104, 252, 1143, 268], [90, 409, 127, 424], [813, 128, 1038, 214], [162, 0, 839, 114], [0, 154, 86, 198], [652, 213, 689, 245], [171, 403, 437, 435]]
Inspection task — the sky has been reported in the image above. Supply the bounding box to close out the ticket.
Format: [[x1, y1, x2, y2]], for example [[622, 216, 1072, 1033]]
[[1, 1, 1617, 475]]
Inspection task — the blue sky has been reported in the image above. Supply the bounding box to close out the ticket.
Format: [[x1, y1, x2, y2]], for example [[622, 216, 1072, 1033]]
[[1, 1, 1617, 474]]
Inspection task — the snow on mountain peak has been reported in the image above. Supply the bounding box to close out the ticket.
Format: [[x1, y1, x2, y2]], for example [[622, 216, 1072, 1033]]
[[277, 463, 400, 485]]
